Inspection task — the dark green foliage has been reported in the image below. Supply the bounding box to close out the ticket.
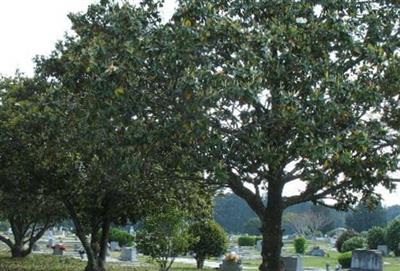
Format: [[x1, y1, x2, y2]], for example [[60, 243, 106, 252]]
[[335, 230, 359, 252], [0, 76, 65, 258], [109, 228, 134, 247], [238, 236, 256, 247], [367, 226, 385, 249], [345, 204, 387, 232], [188, 220, 228, 269], [342, 236, 365, 252], [293, 236, 307, 254], [338, 252, 352, 268], [385, 219, 400, 256]]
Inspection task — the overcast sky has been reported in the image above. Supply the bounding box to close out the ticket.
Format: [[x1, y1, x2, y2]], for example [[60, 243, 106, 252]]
[[1, 1, 399, 206]]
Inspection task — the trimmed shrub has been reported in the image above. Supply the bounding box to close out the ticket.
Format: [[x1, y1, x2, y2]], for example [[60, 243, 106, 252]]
[[238, 236, 256, 246], [342, 236, 365, 252], [294, 236, 307, 254], [335, 230, 359, 252], [109, 228, 134, 247], [338, 252, 352, 268], [188, 220, 228, 269], [367, 226, 385, 249], [385, 219, 400, 256]]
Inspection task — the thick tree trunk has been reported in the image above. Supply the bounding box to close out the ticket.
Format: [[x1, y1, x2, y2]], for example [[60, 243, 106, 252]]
[[259, 184, 284, 271], [84, 256, 106, 271], [196, 256, 205, 269], [11, 243, 30, 258]]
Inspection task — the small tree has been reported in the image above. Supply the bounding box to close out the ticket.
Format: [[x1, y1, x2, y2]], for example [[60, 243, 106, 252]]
[[136, 208, 191, 271], [293, 236, 307, 254], [367, 226, 385, 249], [189, 220, 228, 269], [385, 219, 400, 256]]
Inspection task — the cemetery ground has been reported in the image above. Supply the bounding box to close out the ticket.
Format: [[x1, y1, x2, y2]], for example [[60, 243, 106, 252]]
[[0, 236, 400, 271]]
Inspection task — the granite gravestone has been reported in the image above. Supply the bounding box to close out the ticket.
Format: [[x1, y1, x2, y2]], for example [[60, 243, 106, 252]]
[[351, 250, 382, 271], [120, 247, 137, 262]]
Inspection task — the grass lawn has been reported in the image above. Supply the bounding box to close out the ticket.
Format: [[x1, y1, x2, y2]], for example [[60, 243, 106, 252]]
[[0, 252, 214, 271], [1, 246, 400, 271]]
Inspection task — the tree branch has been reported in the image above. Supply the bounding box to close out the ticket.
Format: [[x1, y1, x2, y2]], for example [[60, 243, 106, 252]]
[[0, 234, 14, 248], [227, 170, 265, 218]]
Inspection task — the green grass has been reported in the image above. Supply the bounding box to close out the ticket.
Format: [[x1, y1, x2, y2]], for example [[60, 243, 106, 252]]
[[1, 242, 400, 271], [0, 252, 213, 271]]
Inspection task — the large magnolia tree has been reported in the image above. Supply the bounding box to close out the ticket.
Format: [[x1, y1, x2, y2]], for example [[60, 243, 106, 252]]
[[165, 0, 400, 270]]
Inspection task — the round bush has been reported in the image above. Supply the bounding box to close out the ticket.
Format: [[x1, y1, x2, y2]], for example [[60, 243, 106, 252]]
[[335, 230, 359, 252], [294, 236, 307, 254], [342, 236, 365, 252], [385, 219, 400, 256], [238, 236, 256, 246], [338, 252, 352, 268], [109, 228, 134, 247], [189, 221, 228, 268], [367, 226, 385, 249]]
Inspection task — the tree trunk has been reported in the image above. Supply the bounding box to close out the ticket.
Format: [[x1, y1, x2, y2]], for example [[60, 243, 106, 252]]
[[11, 243, 30, 258], [196, 256, 205, 269], [259, 184, 284, 271], [84, 256, 106, 271]]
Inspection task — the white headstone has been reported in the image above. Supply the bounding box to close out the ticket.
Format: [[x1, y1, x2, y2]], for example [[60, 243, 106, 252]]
[[120, 247, 138, 262]]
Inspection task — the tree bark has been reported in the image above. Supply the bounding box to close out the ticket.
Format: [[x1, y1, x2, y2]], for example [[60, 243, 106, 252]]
[[259, 183, 284, 271], [11, 243, 30, 258], [196, 256, 205, 269]]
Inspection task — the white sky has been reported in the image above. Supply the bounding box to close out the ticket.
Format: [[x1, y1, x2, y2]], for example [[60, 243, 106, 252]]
[[1, 1, 399, 206]]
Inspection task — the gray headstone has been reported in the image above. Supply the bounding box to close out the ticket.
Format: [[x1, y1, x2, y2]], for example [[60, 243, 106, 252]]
[[281, 255, 303, 271], [74, 244, 81, 252], [53, 246, 64, 256], [47, 238, 55, 248], [110, 241, 120, 251], [308, 247, 326, 257], [256, 240, 262, 251], [32, 244, 41, 252], [120, 247, 137, 262], [376, 245, 388, 256], [351, 250, 382, 271], [220, 260, 243, 271]]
